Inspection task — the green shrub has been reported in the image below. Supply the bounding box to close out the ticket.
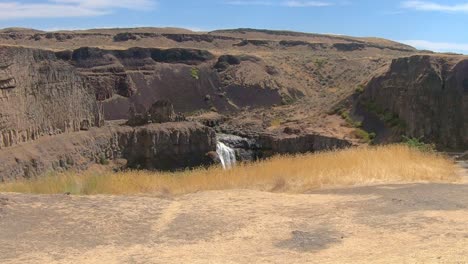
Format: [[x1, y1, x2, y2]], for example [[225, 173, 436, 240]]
[[402, 136, 436, 152], [355, 84, 365, 94], [327, 103, 345, 115], [363, 100, 406, 129], [340, 110, 362, 128], [314, 58, 327, 69], [354, 128, 372, 143], [98, 154, 109, 165], [190, 67, 200, 80], [281, 95, 295, 105]]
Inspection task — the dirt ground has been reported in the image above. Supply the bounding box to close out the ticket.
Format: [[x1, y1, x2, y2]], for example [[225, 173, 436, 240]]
[[0, 164, 467, 264]]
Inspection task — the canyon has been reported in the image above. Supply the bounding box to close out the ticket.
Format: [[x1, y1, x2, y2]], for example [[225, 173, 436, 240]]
[[0, 27, 466, 180]]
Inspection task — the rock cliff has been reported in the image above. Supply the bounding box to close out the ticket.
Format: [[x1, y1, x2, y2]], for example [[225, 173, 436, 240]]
[[361, 55, 468, 149], [54, 46, 284, 120], [218, 132, 353, 162], [0, 45, 101, 148], [0, 122, 216, 182]]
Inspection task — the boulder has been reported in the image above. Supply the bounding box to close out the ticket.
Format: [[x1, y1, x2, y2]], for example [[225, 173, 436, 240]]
[[148, 100, 176, 123], [127, 100, 180, 126]]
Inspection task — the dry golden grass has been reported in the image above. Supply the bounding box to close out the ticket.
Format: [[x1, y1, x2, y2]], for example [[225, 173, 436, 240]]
[[0, 145, 459, 196]]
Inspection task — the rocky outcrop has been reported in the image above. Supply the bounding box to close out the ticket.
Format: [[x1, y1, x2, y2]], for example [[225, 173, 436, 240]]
[[214, 55, 242, 72], [279, 40, 328, 50], [58, 47, 214, 100], [162, 34, 238, 43], [218, 132, 352, 162], [0, 45, 101, 149], [214, 54, 260, 72], [217, 134, 261, 161], [113, 32, 139, 42], [257, 133, 352, 156], [0, 122, 216, 182], [147, 100, 177, 123], [362, 55, 468, 149], [333, 43, 366, 51], [127, 100, 185, 126], [119, 122, 215, 170], [234, 39, 272, 47]]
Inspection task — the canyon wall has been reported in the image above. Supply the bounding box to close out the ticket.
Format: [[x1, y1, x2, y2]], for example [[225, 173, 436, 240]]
[[362, 55, 468, 149], [56, 47, 284, 120], [0, 46, 101, 148], [0, 122, 216, 182]]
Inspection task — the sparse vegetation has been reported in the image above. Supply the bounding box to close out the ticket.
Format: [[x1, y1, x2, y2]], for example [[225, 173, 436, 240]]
[[281, 94, 295, 105], [339, 109, 362, 128], [270, 118, 283, 127], [314, 58, 327, 69], [185, 109, 210, 117], [363, 100, 406, 129], [402, 136, 436, 152], [98, 154, 109, 165], [355, 84, 365, 94], [327, 103, 346, 115], [0, 145, 458, 195], [353, 128, 374, 143], [331, 107, 376, 143], [190, 67, 200, 80]]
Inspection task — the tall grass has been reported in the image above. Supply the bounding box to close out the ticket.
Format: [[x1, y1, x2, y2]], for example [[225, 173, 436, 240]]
[[0, 145, 459, 196]]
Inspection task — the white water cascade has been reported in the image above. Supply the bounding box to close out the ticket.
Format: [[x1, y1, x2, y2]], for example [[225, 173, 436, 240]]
[[216, 141, 237, 169]]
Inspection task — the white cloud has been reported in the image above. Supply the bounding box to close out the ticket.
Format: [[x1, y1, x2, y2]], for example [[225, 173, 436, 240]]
[[283, 1, 332, 7], [0, 0, 156, 20], [401, 40, 468, 53], [401, 1, 468, 12], [227, 0, 273, 5], [227, 0, 333, 7], [52, 0, 155, 9]]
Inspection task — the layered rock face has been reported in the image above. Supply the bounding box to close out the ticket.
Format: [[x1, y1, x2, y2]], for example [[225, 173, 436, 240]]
[[362, 55, 468, 149], [257, 133, 352, 156], [218, 132, 352, 162], [119, 122, 216, 171], [0, 122, 216, 182], [0, 46, 101, 148], [55, 47, 284, 120]]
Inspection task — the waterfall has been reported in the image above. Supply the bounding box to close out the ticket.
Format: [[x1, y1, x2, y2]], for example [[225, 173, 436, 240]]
[[216, 141, 237, 169]]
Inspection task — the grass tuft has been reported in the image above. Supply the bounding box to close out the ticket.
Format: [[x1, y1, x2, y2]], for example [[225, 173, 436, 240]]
[[0, 145, 459, 196]]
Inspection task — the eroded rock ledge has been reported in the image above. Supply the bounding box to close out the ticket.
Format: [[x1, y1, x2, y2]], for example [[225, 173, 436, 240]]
[[218, 132, 353, 162], [0, 122, 216, 182]]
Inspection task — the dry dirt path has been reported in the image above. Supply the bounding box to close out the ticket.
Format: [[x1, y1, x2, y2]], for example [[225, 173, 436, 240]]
[[1, 175, 467, 264]]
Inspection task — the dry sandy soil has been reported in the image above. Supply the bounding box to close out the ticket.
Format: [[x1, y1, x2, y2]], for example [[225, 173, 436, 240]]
[[0, 164, 467, 264]]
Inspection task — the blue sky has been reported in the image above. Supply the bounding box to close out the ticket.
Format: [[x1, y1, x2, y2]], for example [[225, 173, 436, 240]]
[[1, 0, 468, 53]]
